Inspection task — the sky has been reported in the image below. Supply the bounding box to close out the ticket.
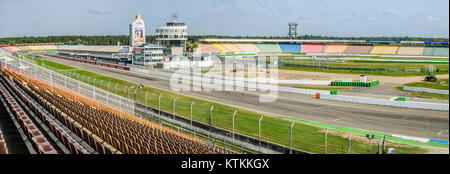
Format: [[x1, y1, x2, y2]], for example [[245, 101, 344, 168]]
[[0, 0, 448, 38]]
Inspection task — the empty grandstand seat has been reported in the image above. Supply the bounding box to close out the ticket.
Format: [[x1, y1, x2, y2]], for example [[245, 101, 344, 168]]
[[323, 44, 348, 54], [4, 68, 236, 155], [370, 45, 399, 55], [343, 45, 373, 54], [234, 44, 261, 53], [255, 43, 282, 53], [38, 143, 58, 154], [301, 44, 325, 53], [196, 44, 221, 54], [397, 46, 425, 56], [279, 44, 301, 53], [424, 47, 449, 57]]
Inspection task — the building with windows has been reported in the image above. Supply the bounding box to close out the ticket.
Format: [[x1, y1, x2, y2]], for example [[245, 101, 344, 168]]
[[156, 14, 188, 56], [131, 44, 164, 66]]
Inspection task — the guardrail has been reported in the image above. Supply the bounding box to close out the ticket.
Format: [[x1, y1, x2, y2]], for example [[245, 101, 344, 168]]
[[319, 94, 449, 111], [403, 86, 449, 95]]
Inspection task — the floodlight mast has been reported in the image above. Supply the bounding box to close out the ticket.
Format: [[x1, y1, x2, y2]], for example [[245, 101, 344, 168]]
[[288, 22, 298, 39]]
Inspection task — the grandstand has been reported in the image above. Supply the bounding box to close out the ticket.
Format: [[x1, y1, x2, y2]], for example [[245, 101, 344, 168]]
[[255, 43, 282, 53], [301, 43, 325, 53], [424, 47, 450, 57], [212, 43, 232, 53], [279, 43, 301, 53], [197, 39, 449, 57], [397, 46, 425, 56], [197, 44, 221, 54], [343, 45, 373, 54], [234, 43, 262, 53], [0, 44, 61, 53], [220, 43, 242, 52], [0, 60, 235, 154], [370, 45, 399, 55], [323, 44, 348, 54]]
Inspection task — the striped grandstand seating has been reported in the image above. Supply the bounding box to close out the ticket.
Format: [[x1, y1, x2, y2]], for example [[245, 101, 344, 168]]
[[1, 46, 18, 52], [301, 43, 325, 53], [343, 45, 373, 54], [323, 44, 348, 54], [41, 45, 57, 50], [424, 47, 449, 57], [255, 43, 282, 53], [220, 43, 242, 52], [233, 43, 261, 53], [279, 44, 301, 53], [1, 66, 235, 154], [19, 46, 32, 51], [28, 45, 44, 50], [370, 45, 399, 55], [212, 43, 231, 53], [197, 44, 221, 54], [396, 46, 425, 56]]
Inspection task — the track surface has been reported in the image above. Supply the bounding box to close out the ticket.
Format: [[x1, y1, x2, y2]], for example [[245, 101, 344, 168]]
[[44, 56, 449, 141]]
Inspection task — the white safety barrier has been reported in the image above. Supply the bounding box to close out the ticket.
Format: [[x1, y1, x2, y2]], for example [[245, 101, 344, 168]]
[[319, 94, 449, 111], [403, 86, 449, 95]]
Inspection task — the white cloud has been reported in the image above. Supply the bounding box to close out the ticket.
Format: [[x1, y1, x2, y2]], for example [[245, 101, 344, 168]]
[[87, 8, 111, 15], [426, 16, 440, 22]]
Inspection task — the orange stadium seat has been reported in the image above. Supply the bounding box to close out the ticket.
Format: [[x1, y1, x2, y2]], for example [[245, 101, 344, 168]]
[[323, 44, 348, 54]]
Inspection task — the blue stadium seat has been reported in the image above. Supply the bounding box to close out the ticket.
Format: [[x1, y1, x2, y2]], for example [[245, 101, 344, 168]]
[[279, 44, 301, 53]]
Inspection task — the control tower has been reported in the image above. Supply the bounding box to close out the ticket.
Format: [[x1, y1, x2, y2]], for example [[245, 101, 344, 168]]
[[156, 13, 188, 56]]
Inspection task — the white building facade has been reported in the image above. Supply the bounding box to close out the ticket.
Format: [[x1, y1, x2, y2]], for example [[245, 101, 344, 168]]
[[132, 45, 164, 66]]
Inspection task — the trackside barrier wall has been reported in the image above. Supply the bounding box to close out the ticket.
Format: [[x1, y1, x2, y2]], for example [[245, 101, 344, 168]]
[[319, 94, 449, 111], [403, 86, 449, 95]]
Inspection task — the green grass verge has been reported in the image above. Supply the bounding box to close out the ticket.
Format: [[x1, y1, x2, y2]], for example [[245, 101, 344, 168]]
[[28, 56, 443, 154], [403, 79, 449, 90], [352, 60, 449, 64], [25, 55, 74, 70], [283, 117, 448, 149]]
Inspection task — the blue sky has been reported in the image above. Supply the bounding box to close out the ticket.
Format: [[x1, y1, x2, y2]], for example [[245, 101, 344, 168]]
[[0, 0, 448, 38]]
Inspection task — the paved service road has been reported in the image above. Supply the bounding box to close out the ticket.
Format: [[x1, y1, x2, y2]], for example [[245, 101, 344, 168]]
[[44, 56, 449, 141]]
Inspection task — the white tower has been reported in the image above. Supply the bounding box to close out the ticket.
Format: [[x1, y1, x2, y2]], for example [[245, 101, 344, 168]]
[[130, 14, 146, 46]]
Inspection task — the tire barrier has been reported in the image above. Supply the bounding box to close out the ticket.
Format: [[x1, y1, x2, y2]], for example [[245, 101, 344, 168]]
[[330, 80, 380, 87]]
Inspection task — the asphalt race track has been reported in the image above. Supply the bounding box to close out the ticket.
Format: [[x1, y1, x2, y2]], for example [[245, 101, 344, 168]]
[[44, 55, 449, 141]]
